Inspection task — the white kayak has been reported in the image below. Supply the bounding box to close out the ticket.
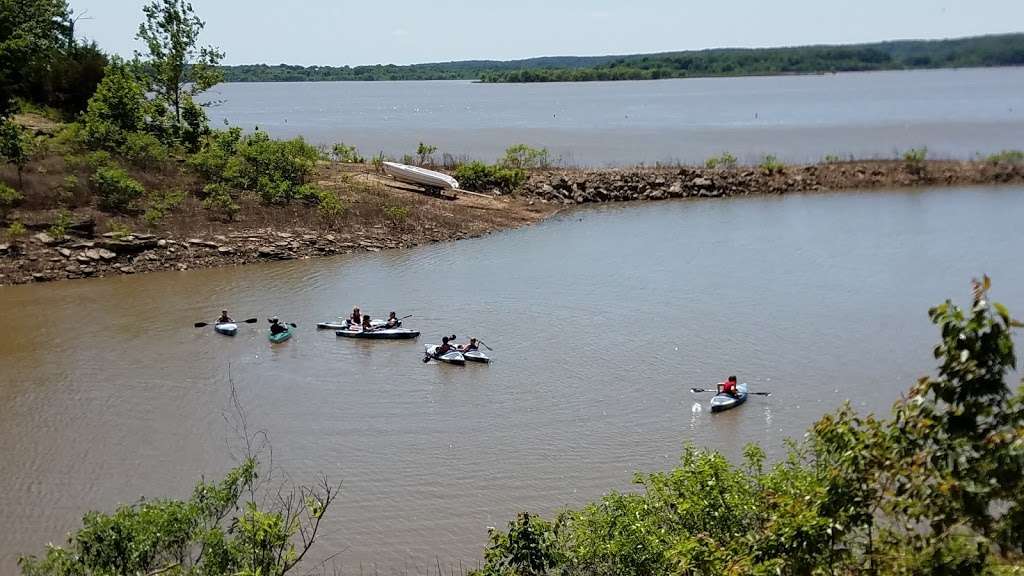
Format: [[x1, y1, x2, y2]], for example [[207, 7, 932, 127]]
[[336, 328, 420, 340], [317, 319, 394, 330], [425, 344, 465, 365], [462, 349, 490, 363], [710, 383, 748, 413], [383, 161, 459, 190], [214, 323, 238, 336]]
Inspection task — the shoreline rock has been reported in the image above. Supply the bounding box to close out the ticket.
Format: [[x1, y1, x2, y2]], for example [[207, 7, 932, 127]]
[[2, 159, 1021, 286]]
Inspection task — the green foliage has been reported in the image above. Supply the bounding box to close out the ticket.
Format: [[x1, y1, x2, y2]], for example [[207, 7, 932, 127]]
[[986, 150, 1024, 165], [81, 62, 148, 149], [84, 150, 113, 170], [371, 151, 385, 173], [759, 154, 784, 174], [0, 118, 31, 182], [704, 151, 737, 169], [143, 188, 184, 225], [383, 204, 410, 222], [416, 141, 437, 165], [476, 513, 561, 576], [19, 457, 339, 576], [477, 278, 1024, 576], [331, 142, 364, 163], [314, 188, 346, 219], [0, 181, 23, 217], [5, 219, 26, 238], [823, 154, 842, 163], [904, 147, 928, 176], [0, 0, 72, 116], [106, 221, 131, 240], [47, 209, 72, 240], [91, 166, 145, 212], [135, 0, 223, 132], [201, 182, 240, 222], [454, 161, 525, 193], [501, 144, 550, 170], [119, 131, 169, 167]]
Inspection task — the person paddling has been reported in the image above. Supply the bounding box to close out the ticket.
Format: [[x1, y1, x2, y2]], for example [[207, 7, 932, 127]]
[[385, 311, 400, 328], [217, 310, 233, 323], [717, 376, 739, 398], [361, 314, 376, 332], [269, 317, 288, 335], [435, 335, 453, 356], [349, 307, 362, 326], [458, 337, 479, 352]]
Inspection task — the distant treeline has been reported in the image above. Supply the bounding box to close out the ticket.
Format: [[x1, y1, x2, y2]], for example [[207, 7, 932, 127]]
[[219, 33, 1024, 83]]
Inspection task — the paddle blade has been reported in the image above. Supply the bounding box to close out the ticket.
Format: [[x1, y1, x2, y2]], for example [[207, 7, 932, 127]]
[[243, 318, 258, 323], [400, 315, 413, 320], [194, 322, 208, 328], [690, 388, 711, 393], [750, 392, 772, 396], [422, 355, 431, 363], [289, 323, 298, 328]]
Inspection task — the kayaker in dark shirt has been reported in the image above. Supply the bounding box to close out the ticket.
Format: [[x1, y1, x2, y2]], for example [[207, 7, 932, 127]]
[[361, 314, 376, 332], [386, 311, 400, 328], [717, 376, 738, 397], [350, 307, 362, 326], [269, 317, 288, 335], [458, 337, 479, 352], [217, 310, 233, 323], [436, 336, 453, 355]]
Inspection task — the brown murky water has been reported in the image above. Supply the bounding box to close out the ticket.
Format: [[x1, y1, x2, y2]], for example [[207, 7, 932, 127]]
[[2, 186, 1023, 573]]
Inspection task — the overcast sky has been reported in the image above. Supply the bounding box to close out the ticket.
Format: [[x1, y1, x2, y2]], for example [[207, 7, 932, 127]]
[[74, 0, 1024, 66]]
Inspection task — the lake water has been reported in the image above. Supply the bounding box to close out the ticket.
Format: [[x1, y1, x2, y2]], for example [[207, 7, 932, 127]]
[[203, 68, 1024, 166], [1, 186, 1022, 573]]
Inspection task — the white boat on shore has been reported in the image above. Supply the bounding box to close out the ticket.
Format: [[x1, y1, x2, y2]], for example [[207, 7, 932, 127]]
[[383, 161, 460, 191]]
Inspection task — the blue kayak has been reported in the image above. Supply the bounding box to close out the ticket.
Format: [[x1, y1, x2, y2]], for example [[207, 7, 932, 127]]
[[710, 383, 748, 413]]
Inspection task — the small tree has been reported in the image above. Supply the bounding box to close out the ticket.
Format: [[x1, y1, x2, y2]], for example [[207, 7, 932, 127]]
[[135, 0, 223, 132], [416, 141, 437, 166], [81, 62, 148, 149], [0, 118, 31, 185]]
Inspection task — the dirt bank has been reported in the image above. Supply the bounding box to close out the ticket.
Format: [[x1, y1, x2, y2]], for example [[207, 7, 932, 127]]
[[0, 164, 555, 286]]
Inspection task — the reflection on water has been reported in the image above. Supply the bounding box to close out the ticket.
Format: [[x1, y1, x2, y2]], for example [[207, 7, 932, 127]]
[[1, 186, 1023, 572]]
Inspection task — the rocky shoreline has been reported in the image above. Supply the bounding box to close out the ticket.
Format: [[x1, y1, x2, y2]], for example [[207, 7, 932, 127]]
[[519, 160, 1024, 204], [3, 160, 1022, 286], [0, 222, 499, 285]]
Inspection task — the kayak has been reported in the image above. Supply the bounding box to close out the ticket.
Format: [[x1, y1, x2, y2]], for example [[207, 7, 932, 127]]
[[268, 326, 293, 344], [463, 349, 490, 363], [317, 319, 395, 330], [214, 322, 238, 336], [336, 328, 420, 340], [710, 383, 748, 413], [425, 344, 465, 365]]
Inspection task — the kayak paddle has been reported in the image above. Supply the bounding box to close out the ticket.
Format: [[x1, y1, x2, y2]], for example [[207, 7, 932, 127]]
[[691, 387, 771, 396], [476, 339, 494, 351], [194, 318, 258, 328]]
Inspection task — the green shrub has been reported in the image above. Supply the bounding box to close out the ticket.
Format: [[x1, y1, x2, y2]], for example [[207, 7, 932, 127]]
[[331, 142, 364, 163], [48, 209, 73, 240], [705, 152, 737, 169], [85, 150, 113, 170], [985, 150, 1024, 165], [5, 220, 26, 239], [107, 221, 132, 239], [187, 127, 243, 179], [759, 154, 784, 174], [143, 188, 185, 226], [823, 154, 842, 163], [416, 141, 437, 165], [383, 204, 410, 222], [82, 63, 148, 149], [903, 147, 928, 176], [0, 119, 31, 184], [91, 166, 145, 212], [194, 129, 320, 205], [454, 161, 525, 193], [201, 183, 240, 221], [0, 182, 23, 218], [371, 151, 385, 173], [119, 132, 169, 168], [501, 144, 550, 169], [315, 189, 346, 219]]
